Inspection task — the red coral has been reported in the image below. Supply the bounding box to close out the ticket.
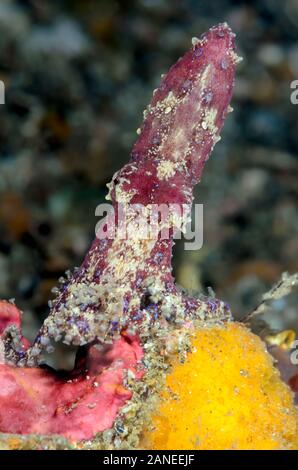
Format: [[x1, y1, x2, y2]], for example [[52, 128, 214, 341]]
[[0, 300, 22, 333], [289, 374, 298, 395], [269, 345, 298, 401]]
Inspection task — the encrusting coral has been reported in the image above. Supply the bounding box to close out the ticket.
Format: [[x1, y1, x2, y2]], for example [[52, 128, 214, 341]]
[[0, 23, 297, 450]]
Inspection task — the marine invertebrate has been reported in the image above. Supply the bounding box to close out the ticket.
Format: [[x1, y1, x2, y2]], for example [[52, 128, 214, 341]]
[[4, 22, 237, 365], [0, 23, 296, 450], [141, 323, 298, 450]]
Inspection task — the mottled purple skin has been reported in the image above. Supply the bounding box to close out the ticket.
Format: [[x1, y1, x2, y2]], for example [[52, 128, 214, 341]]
[[4, 23, 238, 366], [130, 24, 236, 186]]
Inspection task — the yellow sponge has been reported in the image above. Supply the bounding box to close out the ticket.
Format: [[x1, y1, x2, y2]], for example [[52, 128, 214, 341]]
[[142, 322, 298, 450]]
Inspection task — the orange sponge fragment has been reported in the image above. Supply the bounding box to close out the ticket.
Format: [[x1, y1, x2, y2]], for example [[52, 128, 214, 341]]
[[142, 322, 298, 450]]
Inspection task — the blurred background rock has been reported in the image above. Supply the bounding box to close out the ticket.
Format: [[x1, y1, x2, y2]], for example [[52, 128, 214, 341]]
[[0, 0, 297, 343]]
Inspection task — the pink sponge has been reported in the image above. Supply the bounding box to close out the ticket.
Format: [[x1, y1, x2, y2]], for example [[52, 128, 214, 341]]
[[0, 301, 143, 441]]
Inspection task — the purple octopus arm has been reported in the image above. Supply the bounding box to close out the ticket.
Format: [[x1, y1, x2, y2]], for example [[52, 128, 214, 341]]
[[4, 23, 240, 366]]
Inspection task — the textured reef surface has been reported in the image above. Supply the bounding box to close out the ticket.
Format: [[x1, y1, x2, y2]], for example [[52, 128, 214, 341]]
[[0, 23, 297, 450]]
